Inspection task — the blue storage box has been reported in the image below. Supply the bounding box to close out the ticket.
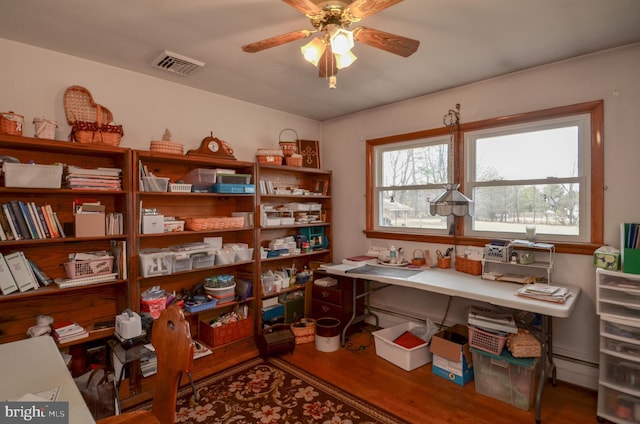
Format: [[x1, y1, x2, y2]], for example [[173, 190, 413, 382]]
[[183, 298, 218, 313], [210, 183, 255, 193], [261, 304, 284, 321]]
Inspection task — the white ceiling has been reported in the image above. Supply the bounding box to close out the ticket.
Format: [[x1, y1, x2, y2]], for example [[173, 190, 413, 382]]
[[1, 0, 640, 121]]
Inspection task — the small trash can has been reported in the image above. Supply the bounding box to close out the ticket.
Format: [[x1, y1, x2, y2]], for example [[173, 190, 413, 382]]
[[315, 317, 341, 352]]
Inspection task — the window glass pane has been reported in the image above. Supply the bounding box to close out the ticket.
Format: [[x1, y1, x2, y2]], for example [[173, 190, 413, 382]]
[[475, 127, 578, 181], [473, 184, 579, 236], [381, 143, 448, 186], [380, 189, 447, 230]]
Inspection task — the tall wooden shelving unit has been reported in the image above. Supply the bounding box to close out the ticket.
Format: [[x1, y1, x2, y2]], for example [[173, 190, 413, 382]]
[[0, 134, 132, 375], [255, 163, 332, 328], [126, 150, 259, 406]]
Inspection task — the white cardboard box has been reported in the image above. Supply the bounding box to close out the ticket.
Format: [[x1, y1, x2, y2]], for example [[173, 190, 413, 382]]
[[372, 321, 431, 371]]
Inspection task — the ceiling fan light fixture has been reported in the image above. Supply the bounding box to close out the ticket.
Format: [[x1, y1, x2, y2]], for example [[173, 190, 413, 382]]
[[329, 27, 354, 55], [335, 51, 357, 69], [301, 37, 326, 66]]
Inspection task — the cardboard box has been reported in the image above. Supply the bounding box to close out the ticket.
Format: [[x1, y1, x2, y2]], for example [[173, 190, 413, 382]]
[[430, 324, 474, 385], [74, 204, 105, 237], [373, 321, 432, 371]]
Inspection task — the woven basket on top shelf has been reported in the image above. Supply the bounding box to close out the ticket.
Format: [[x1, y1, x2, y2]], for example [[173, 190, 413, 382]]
[[150, 140, 184, 155], [0, 111, 24, 136], [63, 85, 123, 146]]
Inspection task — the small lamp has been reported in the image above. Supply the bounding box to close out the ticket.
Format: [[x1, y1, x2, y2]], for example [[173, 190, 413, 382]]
[[301, 37, 326, 66], [335, 51, 357, 69], [430, 183, 474, 217], [329, 27, 354, 55]]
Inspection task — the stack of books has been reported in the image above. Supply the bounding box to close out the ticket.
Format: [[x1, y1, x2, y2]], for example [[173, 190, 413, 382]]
[[52, 320, 89, 344], [64, 165, 122, 191], [0, 200, 66, 241]]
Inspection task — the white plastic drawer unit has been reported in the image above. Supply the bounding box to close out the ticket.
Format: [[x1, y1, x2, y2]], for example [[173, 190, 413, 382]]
[[597, 268, 640, 322], [599, 351, 640, 394]]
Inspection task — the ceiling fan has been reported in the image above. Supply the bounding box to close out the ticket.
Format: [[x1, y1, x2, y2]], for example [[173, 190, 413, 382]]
[[241, 0, 419, 87]]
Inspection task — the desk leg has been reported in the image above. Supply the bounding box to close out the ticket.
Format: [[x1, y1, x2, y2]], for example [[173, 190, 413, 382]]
[[341, 278, 384, 346], [535, 315, 556, 424]]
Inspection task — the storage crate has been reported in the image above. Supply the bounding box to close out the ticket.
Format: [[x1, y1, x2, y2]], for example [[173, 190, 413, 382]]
[[210, 183, 255, 193], [183, 298, 217, 313], [199, 317, 253, 348], [64, 257, 114, 279], [216, 173, 251, 184], [168, 183, 192, 193], [139, 248, 173, 277], [468, 325, 508, 355], [192, 253, 215, 269], [172, 256, 193, 273], [372, 321, 432, 371], [471, 348, 539, 410], [484, 244, 512, 262], [141, 176, 169, 192], [183, 168, 216, 186], [3, 163, 63, 189]]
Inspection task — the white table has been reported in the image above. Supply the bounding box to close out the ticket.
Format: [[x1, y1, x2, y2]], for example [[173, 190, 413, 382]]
[[0, 336, 96, 424], [323, 263, 581, 424]]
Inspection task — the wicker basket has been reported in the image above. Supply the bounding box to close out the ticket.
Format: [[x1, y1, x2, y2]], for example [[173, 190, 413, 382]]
[[0, 111, 24, 136], [33, 117, 58, 139], [182, 216, 245, 231], [285, 154, 302, 167], [291, 318, 316, 344], [256, 149, 283, 165], [150, 140, 184, 155], [455, 256, 482, 276], [64, 85, 123, 146], [506, 328, 541, 358]]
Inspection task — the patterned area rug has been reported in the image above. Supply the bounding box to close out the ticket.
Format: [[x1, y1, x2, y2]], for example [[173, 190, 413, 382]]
[[169, 357, 407, 423]]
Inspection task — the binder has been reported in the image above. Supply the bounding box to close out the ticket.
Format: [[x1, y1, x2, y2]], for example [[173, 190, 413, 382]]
[[4, 251, 38, 292], [0, 253, 19, 295]]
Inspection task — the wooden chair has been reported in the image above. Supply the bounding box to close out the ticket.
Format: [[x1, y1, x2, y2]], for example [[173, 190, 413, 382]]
[[97, 304, 194, 424]]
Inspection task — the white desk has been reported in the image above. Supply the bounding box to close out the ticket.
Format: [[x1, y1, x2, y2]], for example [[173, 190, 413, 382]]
[[0, 336, 96, 424], [323, 263, 581, 424]]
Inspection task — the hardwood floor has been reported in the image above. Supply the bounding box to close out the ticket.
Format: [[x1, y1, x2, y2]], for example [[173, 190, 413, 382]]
[[282, 326, 598, 424]]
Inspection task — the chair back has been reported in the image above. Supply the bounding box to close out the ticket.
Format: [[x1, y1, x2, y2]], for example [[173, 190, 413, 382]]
[[150, 304, 194, 424]]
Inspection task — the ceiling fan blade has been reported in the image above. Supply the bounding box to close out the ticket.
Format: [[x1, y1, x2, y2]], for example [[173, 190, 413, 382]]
[[318, 45, 338, 78], [353, 27, 419, 57], [282, 0, 323, 17], [242, 30, 313, 53], [346, 0, 404, 19]]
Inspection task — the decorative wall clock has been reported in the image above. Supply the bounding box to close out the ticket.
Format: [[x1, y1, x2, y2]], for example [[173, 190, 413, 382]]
[[187, 132, 236, 160]]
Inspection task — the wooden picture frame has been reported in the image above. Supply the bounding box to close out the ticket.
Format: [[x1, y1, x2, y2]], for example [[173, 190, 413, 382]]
[[297, 139, 321, 169]]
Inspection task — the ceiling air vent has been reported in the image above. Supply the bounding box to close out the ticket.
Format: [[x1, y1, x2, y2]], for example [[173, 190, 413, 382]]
[[152, 50, 205, 76]]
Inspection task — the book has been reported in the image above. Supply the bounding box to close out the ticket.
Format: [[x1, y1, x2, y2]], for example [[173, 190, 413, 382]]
[[2, 203, 19, 240], [0, 216, 6, 240], [54, 328, 89, 344], [53, 321, 86, 336], [28, 259, 53, 286], [0, 253, 19, 295], [41, 205, 59, 238], [52, 211, 66, 238], [17, 200, 39, 239], [8, 200, 31, 240], [27, 202, 46, 239], [4, 251, 38, 292], [33, 203, 51, 238]]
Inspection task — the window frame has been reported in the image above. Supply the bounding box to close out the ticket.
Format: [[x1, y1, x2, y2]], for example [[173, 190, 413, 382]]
[[365, 100, 604, 255]]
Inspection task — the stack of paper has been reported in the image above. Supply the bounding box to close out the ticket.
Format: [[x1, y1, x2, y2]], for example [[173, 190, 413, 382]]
[[468, 305, 518, 334], [52, 320, 88, 343], [64, 165, 122, 190], [516, 284, 571, 303]]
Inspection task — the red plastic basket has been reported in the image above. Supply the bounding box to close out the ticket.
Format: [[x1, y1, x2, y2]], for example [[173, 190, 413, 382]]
[[468, 325, 508, 355]]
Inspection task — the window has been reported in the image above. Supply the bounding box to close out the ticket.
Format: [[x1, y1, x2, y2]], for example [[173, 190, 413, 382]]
[[368, 129, 451, 234], [366, 101, 603, 253], [466, 114, 589, 242]]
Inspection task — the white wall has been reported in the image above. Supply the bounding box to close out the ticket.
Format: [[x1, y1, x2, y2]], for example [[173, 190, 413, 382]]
[[0, 39, 322, 157], [322, 43, 640, 388]]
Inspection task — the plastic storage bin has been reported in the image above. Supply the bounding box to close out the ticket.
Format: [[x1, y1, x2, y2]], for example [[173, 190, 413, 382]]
[[471, 348, 539, 410], [183, 168, 216, 191], [372, 321, 432, 371], [141, 176, 169, 192], [3, 163, 63, 189]]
